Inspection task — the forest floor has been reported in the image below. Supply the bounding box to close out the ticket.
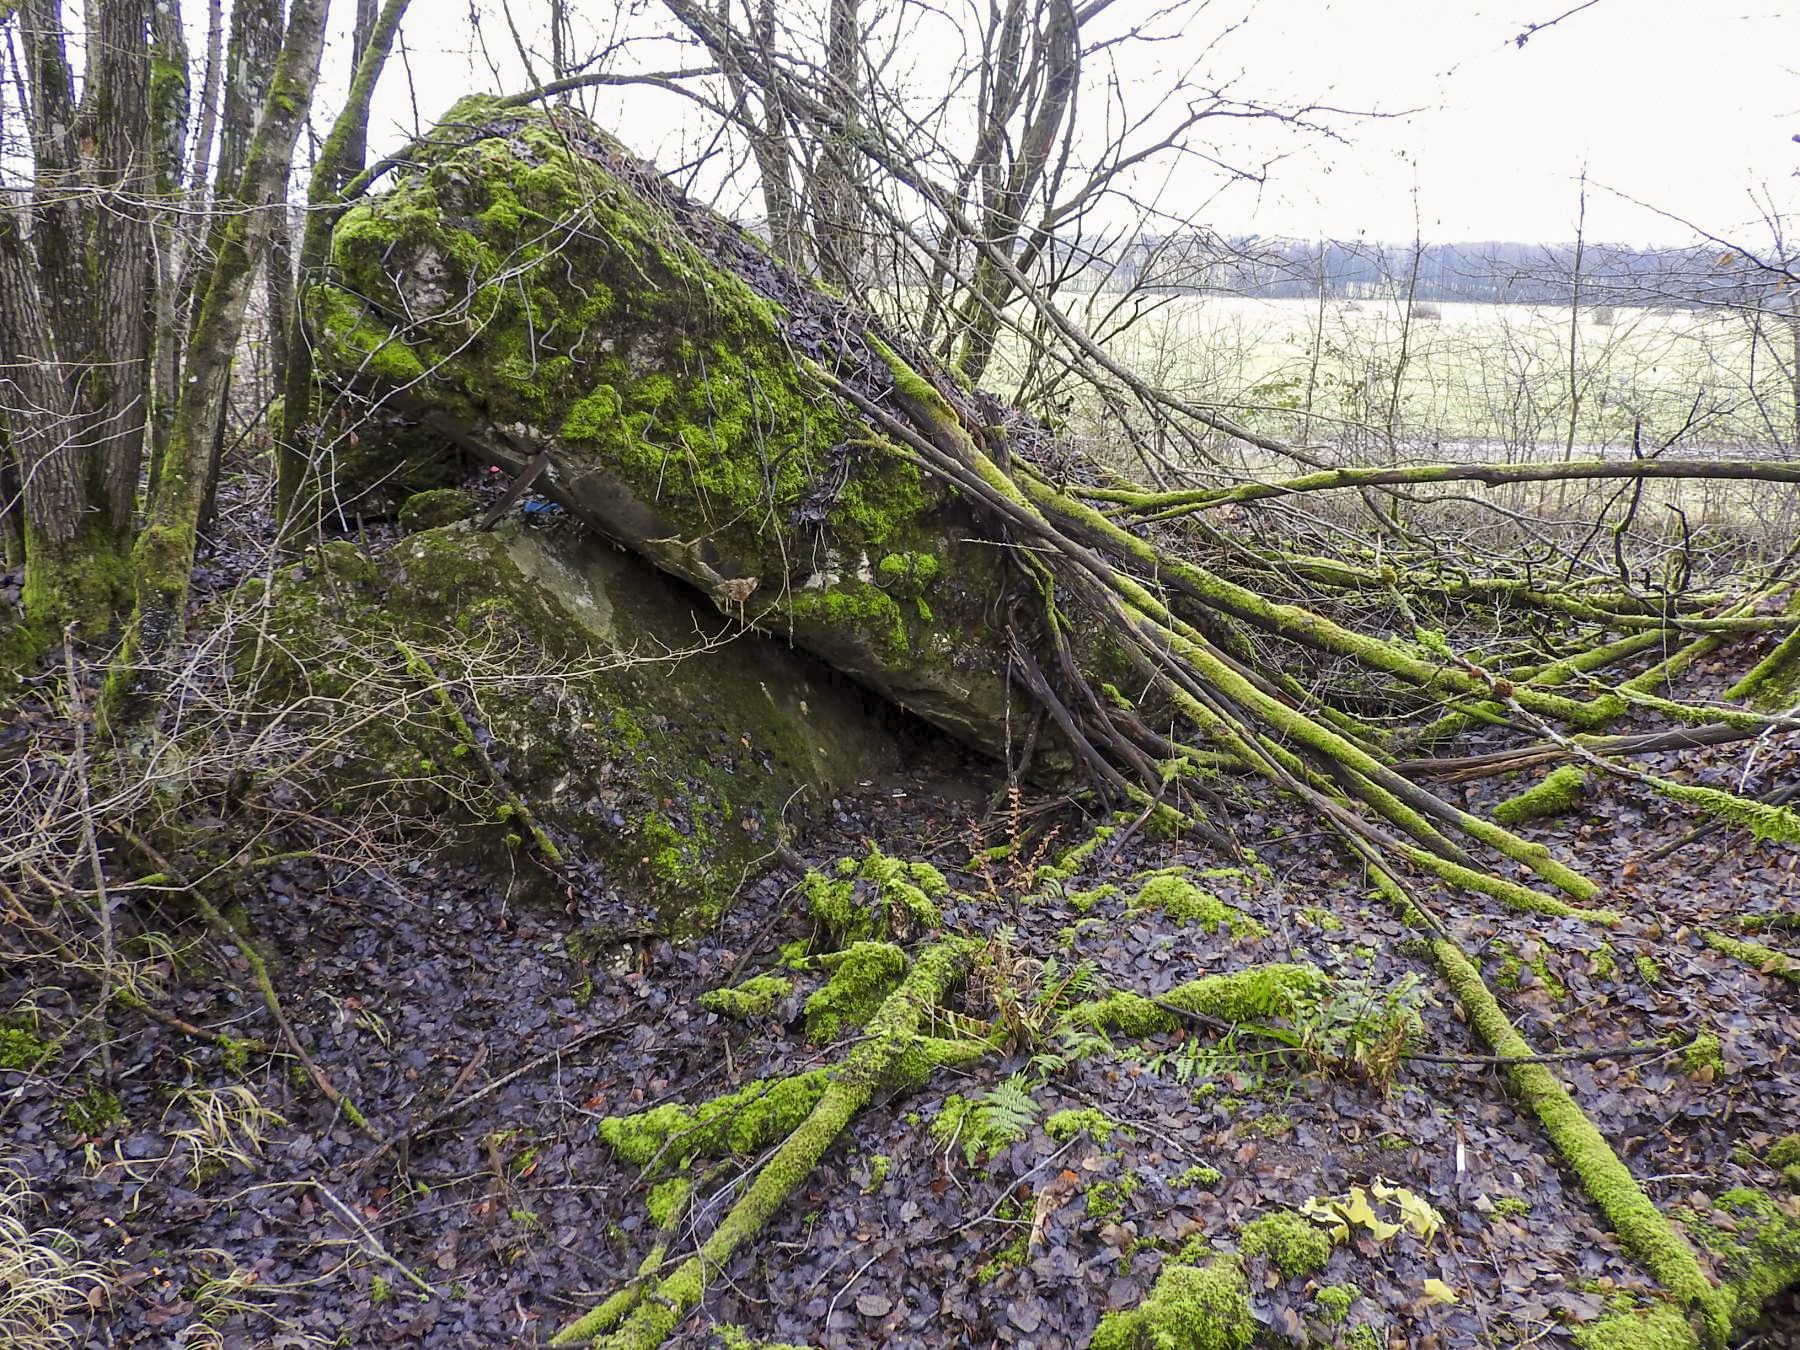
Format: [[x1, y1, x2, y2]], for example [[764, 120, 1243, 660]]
[[4, 531, 1800, 1349]]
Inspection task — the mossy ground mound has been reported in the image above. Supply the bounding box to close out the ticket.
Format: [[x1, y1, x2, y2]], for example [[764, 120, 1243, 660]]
[[249, 518, 901, 918]]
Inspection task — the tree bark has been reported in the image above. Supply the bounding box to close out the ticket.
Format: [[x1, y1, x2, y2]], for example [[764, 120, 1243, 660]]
[[114, 0, 331, 695], [275, 0, 414, 531], [952, 0, 1079, 383]]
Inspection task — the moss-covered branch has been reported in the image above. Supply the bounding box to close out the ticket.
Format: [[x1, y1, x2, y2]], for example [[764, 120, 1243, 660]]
[[1085, 458, 1800, 517], [1364, 865, 1728, 1344], [553, 938, 986, 1348]]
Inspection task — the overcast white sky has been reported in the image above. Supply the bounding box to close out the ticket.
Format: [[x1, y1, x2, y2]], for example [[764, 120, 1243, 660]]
[[347, 0, 1797, 248]]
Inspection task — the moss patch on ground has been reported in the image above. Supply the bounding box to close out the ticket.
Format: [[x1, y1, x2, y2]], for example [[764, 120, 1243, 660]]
[[1239, 1209, 1333, 1278], [802, 845, 948, 943], [1127, 870, 1267, 938], [1090, 1256, 1255, 1350]]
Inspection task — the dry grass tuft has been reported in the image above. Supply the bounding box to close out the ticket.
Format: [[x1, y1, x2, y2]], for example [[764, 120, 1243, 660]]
[[0, 1162, 107, 1349]]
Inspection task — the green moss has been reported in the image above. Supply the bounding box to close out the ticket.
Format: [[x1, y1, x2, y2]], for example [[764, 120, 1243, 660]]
[[1704, 931, 1800, 985], [1344, 1325, 1384, 1350], [398, 488, 480, 533], [1769, 1136, 1800, 1168], [804, 942, 908, 1040], [1068, 884, 1120, 913], [802, 846, 947, 943], [976, 1207, 1031, 1283], [1492, 764, 1590, 825], [561, 384, 621, 441], [1571, 1304, 1702, 1349], [1176, 1164, 1222, 1188], [1422, 927, 1729, 1343], [1315, 1283, 1359, 1323], [1490, 940, 1569, 1000], [699, 975, 793, 1020], [876, 551, 940, 592], [1101, 683, 1135, 711], [1129, 871, 1266, 938], [315, 286, 428, 383], [1035, 824, 1116, 885], [717, 1327, 810, 1350], [63, 1083, 124, 1135], [598, 1068, 831, 1167], [1635, 954, 1664, 986], [865, 1154, 892, 1190], [1089, 1256, 1255, 1350], [646, 1177, 690, 1229], [217, 1037, 253, 1075], [1680, 1033, 1723, 1075], [1239, 1209, 1331, 1278], [1300, 906, 1344, 932], [1066, 963, 1323, 1037], [1086, 1173, 1141, 1220], [1491, 1196, 1532, 1220], [1045, 1108, 1122, 1145], [790, 581, 911, 662], [1591, 943, 1620, 979], [0, 1023, 54, 1070], [1650, 778, 1800, 846]]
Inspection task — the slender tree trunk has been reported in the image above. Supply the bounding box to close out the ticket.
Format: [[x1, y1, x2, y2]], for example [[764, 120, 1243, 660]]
[[153, 0, 223, 489], [953, 0, 1078, 383], [90, 0, 156, 542], [341, 0, 380, 181], [276, 0, 414, 531], [114, 0, 331, 697], [809, 0, 862, 286], [1560, 173, 1587, 513]]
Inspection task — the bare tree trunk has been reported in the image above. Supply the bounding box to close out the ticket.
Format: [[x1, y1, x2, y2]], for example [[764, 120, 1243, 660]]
[[275, 0, 415, 531], [0, 213, 97, 630], [153, 0, 223, 487], [808, 0, 862, 286], [18, 0, 90, 367], [91, 0, 156, 540], [2, 0, 157, 638], [953, 0, 1079, 384], [114, 0, 331, 696]]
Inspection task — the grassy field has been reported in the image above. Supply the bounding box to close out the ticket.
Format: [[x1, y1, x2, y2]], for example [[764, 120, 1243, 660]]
[[1042, 295, 1789, 457], [976, 292, 1800, 542]]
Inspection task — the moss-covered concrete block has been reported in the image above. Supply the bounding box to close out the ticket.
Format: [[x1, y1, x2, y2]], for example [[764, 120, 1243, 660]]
[[398, 487, 480, 532], [313, 99, 1027, 754], [247, 520, 902, 920]]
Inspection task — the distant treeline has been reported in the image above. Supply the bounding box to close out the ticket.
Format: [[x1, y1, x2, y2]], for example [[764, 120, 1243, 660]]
[[1080, 236, 1783, 310]]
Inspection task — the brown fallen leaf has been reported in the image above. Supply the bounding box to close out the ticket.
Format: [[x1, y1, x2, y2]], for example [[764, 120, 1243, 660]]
[[1029, 1168, 1081, 1249]]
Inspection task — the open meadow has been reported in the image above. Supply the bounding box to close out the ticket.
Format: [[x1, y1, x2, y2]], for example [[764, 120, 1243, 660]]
[[978, 292, 1800, 544]]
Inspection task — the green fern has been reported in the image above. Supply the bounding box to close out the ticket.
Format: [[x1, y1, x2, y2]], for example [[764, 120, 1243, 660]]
[[979, 1074, 1039, 1154], [933, 1074, 1042, 1165]]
